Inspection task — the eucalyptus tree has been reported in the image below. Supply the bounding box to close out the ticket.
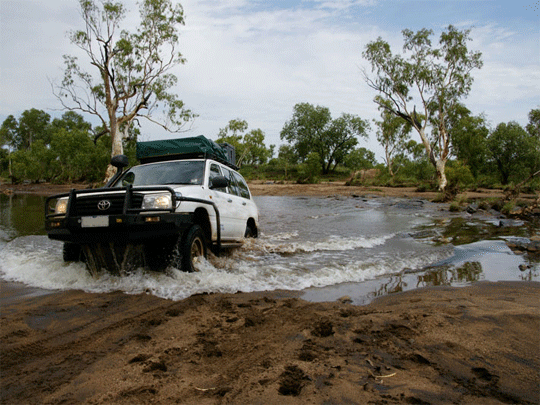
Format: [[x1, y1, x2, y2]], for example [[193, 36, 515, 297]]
[[216, 119, 249, 164], [527, 108, 540, 139], [446, 104, 489, 178], [526, 108, 540, 181], [363, 25, 483, 191], [488, 122, 534, 185], [374, 103, 412, 176], [53, 0, 194, 179], [0, 109, 51, 151], [280, 103, 369, 174], [216, 119, 273, 166]]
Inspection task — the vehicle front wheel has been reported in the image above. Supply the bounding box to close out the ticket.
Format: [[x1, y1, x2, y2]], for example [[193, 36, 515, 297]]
[[177, 225, 207, 272], [63, 242, 82, 262]]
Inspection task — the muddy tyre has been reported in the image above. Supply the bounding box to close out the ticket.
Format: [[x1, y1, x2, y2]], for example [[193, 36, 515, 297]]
[[245, 225, 256, 238], [63, 242, 81, 262], [177, 225, 207, 272]]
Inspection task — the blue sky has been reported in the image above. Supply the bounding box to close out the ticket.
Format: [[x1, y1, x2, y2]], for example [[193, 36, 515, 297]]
[[1, 0, 539, 160]]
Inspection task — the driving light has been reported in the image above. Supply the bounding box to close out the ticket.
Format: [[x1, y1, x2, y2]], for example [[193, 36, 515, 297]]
[[55, 198, 68, 215], [142, 193, 172, 210]]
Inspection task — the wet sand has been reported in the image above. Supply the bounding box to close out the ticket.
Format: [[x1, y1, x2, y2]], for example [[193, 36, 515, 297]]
[[1, 282, 538, 404], [1, 182, 539, 404]]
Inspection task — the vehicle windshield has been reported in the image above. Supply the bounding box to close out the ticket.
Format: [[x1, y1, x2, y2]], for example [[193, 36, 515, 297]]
[[113, 160, 205, 187]]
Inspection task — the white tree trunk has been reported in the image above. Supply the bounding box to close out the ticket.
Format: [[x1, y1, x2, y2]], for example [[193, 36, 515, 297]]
[[415, 127, 448, 192], [104, 122, 124, 183], [435, 159, 447, 191]]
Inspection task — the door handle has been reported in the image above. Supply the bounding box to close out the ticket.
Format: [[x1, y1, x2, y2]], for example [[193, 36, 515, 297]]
[[242, 202, 247, 206], [227, 199, 233, 203]]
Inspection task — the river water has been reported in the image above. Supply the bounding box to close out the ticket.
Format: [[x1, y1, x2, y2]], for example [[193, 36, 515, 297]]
[[0, 193, 538, 305]]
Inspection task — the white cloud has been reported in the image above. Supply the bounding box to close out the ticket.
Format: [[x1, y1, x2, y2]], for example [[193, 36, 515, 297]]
[[1, 0, 538, 161]]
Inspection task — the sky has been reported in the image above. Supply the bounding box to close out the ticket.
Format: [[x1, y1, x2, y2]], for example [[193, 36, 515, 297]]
[[1, 0, 539, 160]]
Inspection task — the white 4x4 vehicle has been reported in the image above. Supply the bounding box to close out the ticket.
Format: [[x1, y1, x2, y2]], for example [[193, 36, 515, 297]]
[[45, 136, 259, 276]]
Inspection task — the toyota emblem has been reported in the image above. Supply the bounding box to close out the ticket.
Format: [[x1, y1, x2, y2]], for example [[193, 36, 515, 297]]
[[97, 200, 111, 211]]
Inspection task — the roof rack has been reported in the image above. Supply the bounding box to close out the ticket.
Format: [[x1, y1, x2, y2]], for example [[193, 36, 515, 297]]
[[136, 135, 238, 170]]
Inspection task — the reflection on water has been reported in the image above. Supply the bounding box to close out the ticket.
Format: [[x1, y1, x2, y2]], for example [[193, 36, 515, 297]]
[[434, 217, 530, 245], [1, 194, 46, 241], [0, 193, 538, 304], [418, 261, 483, 286]]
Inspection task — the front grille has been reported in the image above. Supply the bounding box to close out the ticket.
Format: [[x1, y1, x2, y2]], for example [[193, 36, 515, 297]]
[[73, 193, 143, 216]]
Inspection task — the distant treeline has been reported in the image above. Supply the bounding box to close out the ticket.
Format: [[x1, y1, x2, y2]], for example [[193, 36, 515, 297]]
[[1, 107, 539, 194]]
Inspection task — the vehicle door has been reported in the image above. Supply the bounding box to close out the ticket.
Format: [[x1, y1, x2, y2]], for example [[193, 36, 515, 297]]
[[221, 167, 249, 240], [207, 162, 236, 240], [232, 171, 258, 234]]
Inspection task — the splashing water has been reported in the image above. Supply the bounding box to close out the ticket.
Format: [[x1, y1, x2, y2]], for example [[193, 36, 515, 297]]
[[0, 195, 537, 303]]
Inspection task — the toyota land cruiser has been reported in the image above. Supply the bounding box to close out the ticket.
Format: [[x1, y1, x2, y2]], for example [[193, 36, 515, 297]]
[[45, 136, 259, 276]]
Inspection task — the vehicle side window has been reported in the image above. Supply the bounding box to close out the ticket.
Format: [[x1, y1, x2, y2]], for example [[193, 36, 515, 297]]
[[233, 172, 251, 199], [221, 167, 240, 196], [209, 163, 226, 192]]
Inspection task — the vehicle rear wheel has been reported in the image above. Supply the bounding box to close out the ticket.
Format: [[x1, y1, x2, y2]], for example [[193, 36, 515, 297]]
[[245, 224, 256, 238], [63, 242, 82, 262], [176, 225, 207, 272]]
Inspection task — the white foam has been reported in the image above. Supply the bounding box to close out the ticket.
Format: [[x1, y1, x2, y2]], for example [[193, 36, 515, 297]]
[[251, 234, 395, 254], [0, 234, 454, 302]]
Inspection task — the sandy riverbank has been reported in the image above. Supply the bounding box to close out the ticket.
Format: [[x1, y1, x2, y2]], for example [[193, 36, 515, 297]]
[[1, 281, 539, 404], [0, 180, 518, 200]]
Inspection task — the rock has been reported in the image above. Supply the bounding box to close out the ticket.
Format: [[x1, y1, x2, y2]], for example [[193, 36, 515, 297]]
[[466, 203, 479, 214], [507, 238, 540, 256], [527, 240, 540, 254], [499, 219, 524, 227], [409, 230, 439, 239], [338, 296, 353, 304], [393, 200, 425, 210]]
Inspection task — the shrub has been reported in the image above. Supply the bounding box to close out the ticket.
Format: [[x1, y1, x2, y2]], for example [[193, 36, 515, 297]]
[[449, 202, 461, 212], [296, 152, 321, 184]]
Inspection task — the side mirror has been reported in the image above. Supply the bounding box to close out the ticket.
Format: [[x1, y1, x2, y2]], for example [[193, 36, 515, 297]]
[[111, 154, 129, 169], [210, 175, 229, 189]]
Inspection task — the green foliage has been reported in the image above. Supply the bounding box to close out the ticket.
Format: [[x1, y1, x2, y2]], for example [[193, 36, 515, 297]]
[[445, 160, 474, 191], [487, 121, 535, 184], [1, 110, 110, 184], [10, 140, 54, 183], [216, 119, 273, 166], [373, 104, 413, 176], [448, 104, 490, 178], [501, 201, 516, 216], [397, 158, 435, 185], [363, 25, 483, 191], [297, 152, 321, 184], [3, 104, 538, 192], [280, 103, 369, 174], [343, 148, 376, 170], [449, 202, 461, 212], [0, 109, 51, 151], [526, 108, 540, 139], [54, 0, 194, 164]]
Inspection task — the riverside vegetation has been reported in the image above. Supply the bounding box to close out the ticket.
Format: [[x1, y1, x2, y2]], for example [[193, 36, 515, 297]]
[[1, 108, 539, 220]]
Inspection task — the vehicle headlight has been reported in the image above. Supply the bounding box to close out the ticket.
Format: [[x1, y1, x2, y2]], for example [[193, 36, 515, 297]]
[[142, 193, 172, 210], [55, 198, 68, 215]]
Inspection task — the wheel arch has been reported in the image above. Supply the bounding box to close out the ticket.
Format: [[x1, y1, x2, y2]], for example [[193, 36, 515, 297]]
[[246, 217, 258, 238], [193, 207, 212, 242]]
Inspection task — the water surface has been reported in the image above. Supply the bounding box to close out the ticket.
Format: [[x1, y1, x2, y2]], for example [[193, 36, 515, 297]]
[[1, 193, 537, 304]]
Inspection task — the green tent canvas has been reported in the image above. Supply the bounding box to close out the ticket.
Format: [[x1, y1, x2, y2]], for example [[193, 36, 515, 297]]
[[136, 135, 230, 164]]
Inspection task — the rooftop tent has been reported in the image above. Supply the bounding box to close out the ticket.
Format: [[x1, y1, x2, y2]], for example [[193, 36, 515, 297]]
[[136, 135, 233, 166]]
